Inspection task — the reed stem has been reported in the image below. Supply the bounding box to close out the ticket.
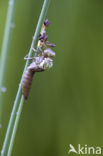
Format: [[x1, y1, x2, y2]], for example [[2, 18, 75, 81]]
[[7, 96, 24, 156], [0, 0, 16, 127], [1, 0, 51, 155]]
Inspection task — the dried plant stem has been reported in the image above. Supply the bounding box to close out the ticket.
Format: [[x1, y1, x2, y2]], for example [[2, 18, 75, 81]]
[[1, 0, 51, 155], [0, 0, 16, 126]]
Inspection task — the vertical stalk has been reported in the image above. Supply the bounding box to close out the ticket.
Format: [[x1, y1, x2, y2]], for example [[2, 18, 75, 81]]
[[0, 0, 16, 125], [7, 96, 24, 156], [1, 0, 51, 155]]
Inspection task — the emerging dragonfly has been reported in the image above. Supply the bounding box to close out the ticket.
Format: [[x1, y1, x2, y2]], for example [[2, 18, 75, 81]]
[[22, 19, 56, 100]]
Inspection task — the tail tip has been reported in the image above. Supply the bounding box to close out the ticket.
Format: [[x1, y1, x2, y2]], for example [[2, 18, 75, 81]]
[[24, 96, 28, 101]]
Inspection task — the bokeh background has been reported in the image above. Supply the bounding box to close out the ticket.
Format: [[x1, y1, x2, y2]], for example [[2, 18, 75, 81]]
[[0, 0, 103, 156]]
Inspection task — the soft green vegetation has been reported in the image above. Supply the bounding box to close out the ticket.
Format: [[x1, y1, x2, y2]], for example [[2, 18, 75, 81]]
[[0, 0, 16, 125]]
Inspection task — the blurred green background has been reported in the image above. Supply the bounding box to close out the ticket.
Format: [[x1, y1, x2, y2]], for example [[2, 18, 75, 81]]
[[0, 0, 103, 156]]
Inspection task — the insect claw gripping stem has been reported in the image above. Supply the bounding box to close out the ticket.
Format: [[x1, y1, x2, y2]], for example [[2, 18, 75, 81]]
[[22, 19, 56, 100], [24, 56, 36, 60], [32, 47, 38, 53]]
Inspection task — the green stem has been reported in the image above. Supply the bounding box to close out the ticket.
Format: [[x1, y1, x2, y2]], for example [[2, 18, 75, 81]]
[[7, 96, 24, 156], [1, 0, 51, 155], [0, 0, 16, 126]]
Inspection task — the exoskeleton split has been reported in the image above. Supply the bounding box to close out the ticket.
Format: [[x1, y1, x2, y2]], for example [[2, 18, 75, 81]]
[[22, 19, 56, 100]]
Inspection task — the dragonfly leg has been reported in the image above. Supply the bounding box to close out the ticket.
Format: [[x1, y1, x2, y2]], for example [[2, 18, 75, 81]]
[[24, 55, 36, 60]]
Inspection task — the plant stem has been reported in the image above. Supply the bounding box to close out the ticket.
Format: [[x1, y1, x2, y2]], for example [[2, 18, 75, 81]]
[[1, 0, 51, 155], [7, 96, 24, 156], [0, 0, 16, 127]]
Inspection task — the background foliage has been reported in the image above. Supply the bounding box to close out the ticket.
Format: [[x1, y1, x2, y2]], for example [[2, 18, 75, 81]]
[[0, 0, 103, 155]]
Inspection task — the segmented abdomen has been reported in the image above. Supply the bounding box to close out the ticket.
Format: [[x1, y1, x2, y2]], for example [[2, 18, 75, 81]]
[[22, 69, 35, 100]]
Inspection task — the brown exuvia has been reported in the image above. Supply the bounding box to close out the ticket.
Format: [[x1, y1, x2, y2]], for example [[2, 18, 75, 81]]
[[22, 60, 44, 100], [22, 68, 35, 100], [22, 19, 55, 100]]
